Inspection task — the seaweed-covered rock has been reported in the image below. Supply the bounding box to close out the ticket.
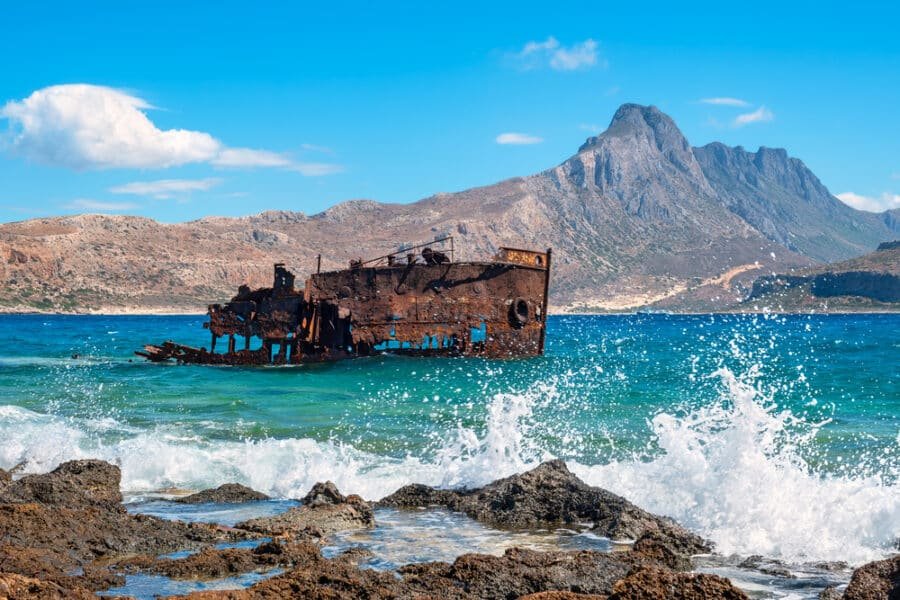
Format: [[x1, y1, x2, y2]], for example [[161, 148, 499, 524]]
[[175, 483, 269, 504], [236, 482, 374, 538], [841, 554, 900, 600], [379, 460, 710, 556]]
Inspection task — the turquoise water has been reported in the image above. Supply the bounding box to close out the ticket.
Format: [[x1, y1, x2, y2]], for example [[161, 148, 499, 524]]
[[0, 313, 897, 565]]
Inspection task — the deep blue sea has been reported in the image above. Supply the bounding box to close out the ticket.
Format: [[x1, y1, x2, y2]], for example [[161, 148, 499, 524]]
[[1, 313, 897, 574]]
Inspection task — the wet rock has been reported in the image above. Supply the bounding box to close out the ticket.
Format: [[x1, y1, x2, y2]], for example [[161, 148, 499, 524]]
[[0, 501, 251, 566], [301, 480, 345, 507], [160, 544, 400, 599], [0, 460, 259, 597], [379, 460, 710, 555], [335, 546, 376, 565], [819, 585, 844, 600], [810, 561, 851, 572], [175, 483, 270, 504], [162, 546, 653, 600], [143, 541, 315, 580], [518, 593, 607, 600], [236, 482, 374, 538], [633, 530, 695, 571], [0, 572, 96, 600], [607, 566, 750, 599], [841, 554, 900, 600], [737, 555, 795, 579], [0, 544, 123, 591], [0, 460, 122, 507], [398, 547, 648, 599]]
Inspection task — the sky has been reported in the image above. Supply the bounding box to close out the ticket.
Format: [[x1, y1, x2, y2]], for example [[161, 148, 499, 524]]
[[1, 1, 898, 224]]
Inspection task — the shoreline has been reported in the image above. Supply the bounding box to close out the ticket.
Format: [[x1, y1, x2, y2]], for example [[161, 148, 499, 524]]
[[0, 458, 894, 599]]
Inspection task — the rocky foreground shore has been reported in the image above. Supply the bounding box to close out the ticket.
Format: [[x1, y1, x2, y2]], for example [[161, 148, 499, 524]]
[[0, 459, 896, 599]]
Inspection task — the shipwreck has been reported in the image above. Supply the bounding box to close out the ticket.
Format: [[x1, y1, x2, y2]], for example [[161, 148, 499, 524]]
[[137, 238, 552, 365]]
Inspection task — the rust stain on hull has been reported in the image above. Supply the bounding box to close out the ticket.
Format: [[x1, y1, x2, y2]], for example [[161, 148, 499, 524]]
[[137, 239, 552, 365]]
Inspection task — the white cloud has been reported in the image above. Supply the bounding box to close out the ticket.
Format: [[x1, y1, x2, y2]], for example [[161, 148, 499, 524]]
[[0, 84, 342, 175], [836, 192, 900, 213], [210, 148, 291, 168], [733, 105, 774, 127], [63, 198, 139, 212], [495, 132, 543, 145], [109, 177, 222, 199], [512, 37, 601, 71], [550, 40, 599, 71], [300, 143, 334, 154], [289, 162, 345, 176], [700, 97, 751, 107]]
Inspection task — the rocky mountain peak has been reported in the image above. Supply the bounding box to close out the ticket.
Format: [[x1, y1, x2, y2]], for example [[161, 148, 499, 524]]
[[579, 104, 690, 156], [560, 103, 709, 209]]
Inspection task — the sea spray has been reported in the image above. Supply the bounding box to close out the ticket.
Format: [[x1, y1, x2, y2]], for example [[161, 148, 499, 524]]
[[571, 366, 900, 565]]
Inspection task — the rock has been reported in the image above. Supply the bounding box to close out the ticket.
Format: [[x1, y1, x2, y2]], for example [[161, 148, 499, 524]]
[[0, 572, 95, 600], [301, 481, 344, 507], [397, 547, 648, 599], [175, 483, 269, 504], [0, 460, 259, 597], [518, 594, 607, 600], [737, 555, 795, 579], [607, 566, 750, 599], [632, 530, 696, 571], [0, 460, 122, 507], [379, 460, 710, 556], [160, 543, 400, 599], [141, 541, 315, 580], [163, 546, 654, 600], [0, 544, 123, 591], [237, 482, 374, 538], [819, 585, 844, 600], [841, 554, 900, 600], [0, 501, 251, 566]]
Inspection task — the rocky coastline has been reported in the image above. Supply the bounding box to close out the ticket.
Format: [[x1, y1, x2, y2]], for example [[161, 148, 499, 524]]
[[0, 459, 895, 599]]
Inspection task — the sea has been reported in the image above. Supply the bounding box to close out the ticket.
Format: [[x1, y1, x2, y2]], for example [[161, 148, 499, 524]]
[[0, 313, 897, 599]]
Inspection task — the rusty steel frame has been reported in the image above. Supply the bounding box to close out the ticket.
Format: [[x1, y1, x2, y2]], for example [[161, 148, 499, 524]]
[[136, 240, 552, 365]]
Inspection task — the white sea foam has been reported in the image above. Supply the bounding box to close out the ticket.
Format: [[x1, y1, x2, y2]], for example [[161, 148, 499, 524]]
[[0, 362, 897, 566], [571, 367, 900, 565]]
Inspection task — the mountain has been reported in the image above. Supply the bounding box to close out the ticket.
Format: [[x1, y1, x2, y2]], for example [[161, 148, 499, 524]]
[[0, 104, 897, 314], [742, 241, 900, 311], [693, 143, 897, 261]]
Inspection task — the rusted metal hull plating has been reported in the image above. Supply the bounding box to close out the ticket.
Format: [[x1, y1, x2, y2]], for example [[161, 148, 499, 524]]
[[137, 244, 552, 365]]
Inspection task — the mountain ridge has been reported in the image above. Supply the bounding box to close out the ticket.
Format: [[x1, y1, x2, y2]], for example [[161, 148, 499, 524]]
[[1, 103, 897, 313]]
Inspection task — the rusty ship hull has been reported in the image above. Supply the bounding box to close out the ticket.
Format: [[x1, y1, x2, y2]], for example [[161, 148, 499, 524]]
[[137, 243, 551, 365]]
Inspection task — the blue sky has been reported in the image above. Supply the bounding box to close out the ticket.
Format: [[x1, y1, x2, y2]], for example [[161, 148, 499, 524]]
[[1, 0, 898, 223]]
